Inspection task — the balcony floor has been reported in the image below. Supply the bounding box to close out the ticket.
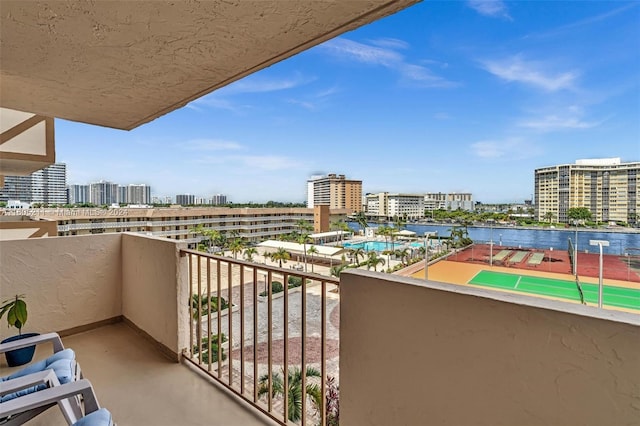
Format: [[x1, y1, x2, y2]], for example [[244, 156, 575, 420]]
[[6, 322, 272, 425]]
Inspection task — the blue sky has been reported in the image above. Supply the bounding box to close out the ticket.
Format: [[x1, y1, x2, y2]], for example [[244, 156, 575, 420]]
[[57, 1, 640, 204]]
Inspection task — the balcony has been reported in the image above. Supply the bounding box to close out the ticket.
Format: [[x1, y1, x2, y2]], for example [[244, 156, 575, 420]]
[[2, 233, 639, 425], [5, 323, 269, 425]]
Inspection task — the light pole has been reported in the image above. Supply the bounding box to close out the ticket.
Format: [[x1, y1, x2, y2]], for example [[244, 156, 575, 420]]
[[573, 220, 578, 276], [499, 233, 502, 246], [489, 223, 494, 267], [589, 240, 609, 308], [423, 231, 436, 281]]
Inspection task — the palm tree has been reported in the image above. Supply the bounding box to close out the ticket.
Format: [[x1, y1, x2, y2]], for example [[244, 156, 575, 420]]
[[392, 215, 406, 232], [354, 211, 368, 236], [390, 215, 406, 250], [395, 248, 410, 266], [330, 220, 350, 244], [377, 225, 391, 250], [307, 245, 319, 273], [270, 247, 290, 268], [351, 247, 366, 265], [258, 366, 321, 423], [243, 247, 258, 262], [189, 224, 218, 252], [295, 218, 313, 233], [296, 233, 312, 272], [366, 252, 385, 272], [330, 263, 349, 278], [544, 211, 554, 224], [228, 238, 245, 260]]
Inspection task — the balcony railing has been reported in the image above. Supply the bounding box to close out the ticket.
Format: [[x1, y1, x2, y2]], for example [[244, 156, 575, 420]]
[[181, 248, 339, 426]]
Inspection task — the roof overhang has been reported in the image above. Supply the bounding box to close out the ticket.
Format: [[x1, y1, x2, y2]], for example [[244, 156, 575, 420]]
[[0, 0, 419, 130]]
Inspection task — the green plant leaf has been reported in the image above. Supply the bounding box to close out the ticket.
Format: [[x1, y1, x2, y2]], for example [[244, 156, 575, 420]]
[[14, 299, 27, 326], [7, 307, 17, 328]]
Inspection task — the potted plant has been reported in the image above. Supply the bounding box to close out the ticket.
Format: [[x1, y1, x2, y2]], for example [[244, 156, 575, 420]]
[[1, 295, 39, 366]]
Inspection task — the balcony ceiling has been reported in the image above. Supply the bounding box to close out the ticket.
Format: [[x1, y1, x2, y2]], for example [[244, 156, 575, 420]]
[[0, 0, 418, 130]]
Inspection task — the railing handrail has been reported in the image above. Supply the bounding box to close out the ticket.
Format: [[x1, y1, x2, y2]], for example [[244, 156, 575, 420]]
[[182, 248, 340, 426], [179, 248, 340, 284]]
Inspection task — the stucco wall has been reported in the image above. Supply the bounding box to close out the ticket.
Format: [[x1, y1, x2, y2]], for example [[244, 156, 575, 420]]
[[0, 234, 122, 338], [340, 270, 640, 426], [121, 233, 188, 357]]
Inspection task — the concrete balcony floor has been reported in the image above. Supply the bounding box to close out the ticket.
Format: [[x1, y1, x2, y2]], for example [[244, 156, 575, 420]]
[[4, 323, 271, 425]]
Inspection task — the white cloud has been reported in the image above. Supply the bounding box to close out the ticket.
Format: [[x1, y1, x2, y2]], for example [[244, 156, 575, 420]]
[[224, 74, 314, 94], [519, 115, 601, 131], [518, 105, 605, 132], [471, 138, 541, 160], [434, 112, 451, 120], [524, 3, 638, 40], [183, 139, 244, 151], [320, 38, 457, 88], [188, 73, 314, 111], [369, 37, 410, 50], [321, 38, 402, 66], [482, 56, 578, 91], [287, 86, 341, 111], [468, 0, 511, 20]]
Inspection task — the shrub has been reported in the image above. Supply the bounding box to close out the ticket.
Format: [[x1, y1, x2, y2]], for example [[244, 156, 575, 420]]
[[325, 375, 339, 426], [259, 281, 284, 296], [288, 276, 302, 288], [288, 276, 311, 289], [193, 333, 227, 363], [192, 294, 229, 317]]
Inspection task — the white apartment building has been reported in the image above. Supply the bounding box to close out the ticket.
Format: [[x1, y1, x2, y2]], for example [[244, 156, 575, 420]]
[[126, 184, 151, 205], [535, 158, 639, 225], [0, 163, 67, 204], [365, 192, 424, 219], [90, 180, 118, 205], [424, 192, 474, 211], [210, 194, 227, 205], [68, 184, 90, 204]]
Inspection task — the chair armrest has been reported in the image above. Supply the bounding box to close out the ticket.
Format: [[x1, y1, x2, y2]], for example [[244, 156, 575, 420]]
[[0, 370, 60, 397], [0, 379, 100, 420], [0, 333, 64, 354]]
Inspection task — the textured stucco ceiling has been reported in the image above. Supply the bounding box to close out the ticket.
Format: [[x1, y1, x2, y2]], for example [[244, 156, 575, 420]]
[[0, 0, 418, 130]]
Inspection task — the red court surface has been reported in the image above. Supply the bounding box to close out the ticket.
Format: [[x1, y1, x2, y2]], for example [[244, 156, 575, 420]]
[[449, 244, 640, 283]]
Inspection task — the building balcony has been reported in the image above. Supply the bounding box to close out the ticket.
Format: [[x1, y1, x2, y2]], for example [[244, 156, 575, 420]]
[[2, 233, 639, 425]]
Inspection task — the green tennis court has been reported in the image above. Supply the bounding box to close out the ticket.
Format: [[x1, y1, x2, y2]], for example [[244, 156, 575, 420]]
[[468, 270, 640, 311]]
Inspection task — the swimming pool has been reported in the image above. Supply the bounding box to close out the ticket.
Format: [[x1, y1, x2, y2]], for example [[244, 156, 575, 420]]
[[343, 241, 423, 251]]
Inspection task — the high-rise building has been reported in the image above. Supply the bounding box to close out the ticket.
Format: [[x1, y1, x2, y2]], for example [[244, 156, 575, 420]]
[[535, 158, 639, 225], [210, 194, 227, 205], [126, 184, 151, 204], [0, 175, 31, 203], [0, 163, 67, 204], [176, 194, 195, 205], [90, 180, 118, 205], [68, 184, 90, 204], [306, 173, 362, 212], [118, 185, 127, 204]]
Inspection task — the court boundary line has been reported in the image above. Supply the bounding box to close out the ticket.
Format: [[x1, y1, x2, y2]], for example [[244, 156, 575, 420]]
[[515, 276, 522, 289], [469, 270, 640, 311]]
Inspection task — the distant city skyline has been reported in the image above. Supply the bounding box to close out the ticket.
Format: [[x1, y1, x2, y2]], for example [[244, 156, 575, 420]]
[[56, 1, 639, 203]]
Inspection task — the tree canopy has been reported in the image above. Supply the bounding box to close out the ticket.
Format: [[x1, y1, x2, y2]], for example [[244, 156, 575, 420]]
[[568, 207, 592, 222]]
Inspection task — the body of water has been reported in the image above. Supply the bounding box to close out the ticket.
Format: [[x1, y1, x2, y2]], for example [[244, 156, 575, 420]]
[[348, 222, 640, 255], [343, 240, 423, 252]]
